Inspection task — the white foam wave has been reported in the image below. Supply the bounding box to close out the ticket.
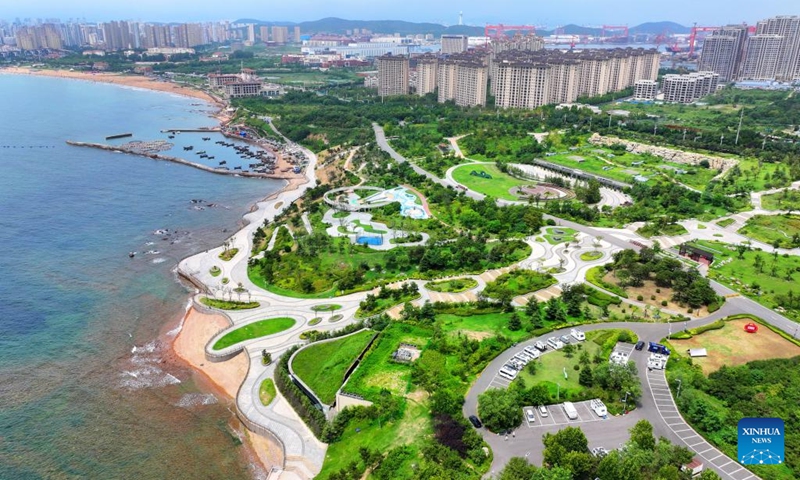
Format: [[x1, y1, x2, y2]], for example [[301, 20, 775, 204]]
[[152, 258, 167, 264], [175, 393, 218, 408]]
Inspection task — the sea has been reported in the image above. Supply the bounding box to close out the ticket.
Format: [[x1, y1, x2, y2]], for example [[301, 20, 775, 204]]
[[0, 74, 284, 479]]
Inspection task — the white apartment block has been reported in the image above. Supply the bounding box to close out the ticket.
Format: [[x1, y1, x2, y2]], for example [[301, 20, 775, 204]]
[[698, 26, 748, 82], [437, 53, 488, 107], [634, 80, 658, 100], [415, 55, 439, 96], [740, 16, 800, 81], [662, 72, 719, 103], [377, 54, 409, 97], [441, 34, 468, 54]]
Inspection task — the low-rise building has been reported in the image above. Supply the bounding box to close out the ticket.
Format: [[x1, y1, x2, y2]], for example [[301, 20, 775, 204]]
[[634, 79, 658, 100], [662, 71, 719, 103]]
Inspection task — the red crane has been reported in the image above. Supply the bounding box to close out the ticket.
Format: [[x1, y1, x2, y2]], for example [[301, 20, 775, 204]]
[[688, 25, 719, 56], [601, 25, 629, 42], [484, 24, 536, 38]]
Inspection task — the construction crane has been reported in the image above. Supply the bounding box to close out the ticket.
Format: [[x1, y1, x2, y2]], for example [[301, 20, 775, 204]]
[[688, 25, 719, 56], [484, 24, 536, 38], [601, 25, 629, 43]]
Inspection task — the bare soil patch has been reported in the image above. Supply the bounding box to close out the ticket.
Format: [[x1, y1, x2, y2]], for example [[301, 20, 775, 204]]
[[603, 272, 707, 317], [671, 319, 800, 375]]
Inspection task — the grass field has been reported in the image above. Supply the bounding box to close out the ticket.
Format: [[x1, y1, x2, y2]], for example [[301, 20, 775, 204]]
[[483, 270, 557, 298], [543, 226, 577, 244], [516, 340, 601, 398], [425, 277, 478, 293], [670, 319, 800, 375], [259, 379, 276, 406], [311, 304, 342, 312], [451, 163, 528, 200], [716, 218, 735, 228], [212, 317, 296, 350], [543, 151, 641, 184], [580, 251, 604, 261], [437, 312, 530, 342], [292, 330, 375, 405], [317, 396, 432, 479], [200, 297, 260, 310], [218, 248, 239, 261], [696, 239, 800, 320], [738, 214, 800, 248], [345, 323, 431, 400], [761, 189, 800, 211], [636, 222, 689, 238]]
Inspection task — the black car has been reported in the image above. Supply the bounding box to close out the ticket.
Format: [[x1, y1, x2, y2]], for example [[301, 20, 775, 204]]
[[635, 340, 645, 351], [468, 415, 482, 428]]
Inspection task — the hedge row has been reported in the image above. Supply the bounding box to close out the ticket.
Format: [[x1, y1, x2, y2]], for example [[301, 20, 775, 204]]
[[275, 345, 327, 440]]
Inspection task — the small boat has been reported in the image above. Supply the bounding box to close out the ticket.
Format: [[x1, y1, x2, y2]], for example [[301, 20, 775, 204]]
[[128, 252, 136, 258], [219, 160, 227, 165], [168, 135, 175, 139], [207, 156, 215, 159], [202, 137, 211, 141], [183, 146, 193, 151], [234, 166, 242, 170], [199, 154, 208, 158]]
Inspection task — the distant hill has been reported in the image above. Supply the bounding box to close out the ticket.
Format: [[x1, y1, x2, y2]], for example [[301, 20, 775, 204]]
[[630, 21, 691, 35], [232, 17, 689, 37]]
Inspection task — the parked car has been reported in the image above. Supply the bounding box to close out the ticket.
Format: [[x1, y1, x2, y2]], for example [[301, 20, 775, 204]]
[[514, 352, 531, 363], [499, 367, 517, 380], [591, 447, 609, 458], [590, 399, 607, 417], [547, 337, 564, 349], [560, 335, 572, 345], [538, 405, 549, 417], [535, 341, 547, 351], [635, 340, 645, 351], [525, 408, 536, 423], [469, 415, 482, 428]]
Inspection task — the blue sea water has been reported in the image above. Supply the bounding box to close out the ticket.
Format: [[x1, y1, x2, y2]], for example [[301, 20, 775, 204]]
[[0, 74, 283, 479]]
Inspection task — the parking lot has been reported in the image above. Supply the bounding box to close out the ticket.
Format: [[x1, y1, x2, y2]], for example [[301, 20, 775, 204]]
[[522, 400, 608, 428]]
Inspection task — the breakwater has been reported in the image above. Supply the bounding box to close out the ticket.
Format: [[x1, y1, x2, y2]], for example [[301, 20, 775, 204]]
[[66, 140, 284, 179]]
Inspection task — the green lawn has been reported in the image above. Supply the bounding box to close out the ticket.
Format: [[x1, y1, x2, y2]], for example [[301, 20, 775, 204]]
[[352, 219, 388, 234], [292, 330, 375, 405], [483, 270, 557, 298], [345, 323, 431, 400], [437, 312, 530, 342], [259, 379, 276, 406], [212, 317, 296, 350], [738, 214, 800, 248], [516, 341, 600, 398], [636, 222, 689, 238], [200, 297, 260, 310], [543, 226, 577, 244], [218, 248, 239, 261], [760, 189, 800, 211], [356, 292, 420, 318], [716, 218, 735, 228], [580, 251, 604, 261], [425, 277, 478, 293], [317, 396, 432, 479], [543, 151, 641, 184], [451, 163, 528, 200], [697, 239, 800, 321], [312, 304, 342, 312]]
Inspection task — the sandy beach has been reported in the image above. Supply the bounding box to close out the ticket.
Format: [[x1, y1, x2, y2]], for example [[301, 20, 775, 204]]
[[173, 307, 283, 472], [0, 66, 222, 105]]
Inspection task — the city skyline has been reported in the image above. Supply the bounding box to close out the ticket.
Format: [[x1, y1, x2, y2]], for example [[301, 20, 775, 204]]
[[4, 0, 798, 27]]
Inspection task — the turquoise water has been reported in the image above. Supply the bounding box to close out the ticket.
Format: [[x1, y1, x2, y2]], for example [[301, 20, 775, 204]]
[[0, 75, 283, 479]]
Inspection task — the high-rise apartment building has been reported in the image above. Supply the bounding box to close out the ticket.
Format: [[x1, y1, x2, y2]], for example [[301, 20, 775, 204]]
[[377, 54, 409, 97], [293, 26, 301, 43], [271, 26, 289, 44], [415, 54, 439, 96], [491, 48, 659, 109], [662, 72, 719, 103], [437, 52, 488, 107], [740, 16, 800, 81], [259, 26, 269, 43], [698, 25, 748, 82], [440, 34, 468, 54]]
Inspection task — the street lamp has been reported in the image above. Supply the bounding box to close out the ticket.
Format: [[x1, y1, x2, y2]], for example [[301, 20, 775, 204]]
[[676, 379, 683, 398], [622, 391, 632, 413]]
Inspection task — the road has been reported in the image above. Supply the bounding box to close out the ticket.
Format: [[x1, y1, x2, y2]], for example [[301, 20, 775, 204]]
[[374, 124, 788, 479]]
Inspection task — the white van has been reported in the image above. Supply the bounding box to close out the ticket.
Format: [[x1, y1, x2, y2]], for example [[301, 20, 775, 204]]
[[590, 399, 607, 417], [570, 328, 586, 341], [562, 401, 579, 420], [523, 346, 540, 359], [547, 337, 564, 350], [513, 353, 531, 364], [499, 367, 517, 380]]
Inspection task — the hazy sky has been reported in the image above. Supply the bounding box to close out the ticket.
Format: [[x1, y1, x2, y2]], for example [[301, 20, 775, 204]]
[[6, 0, 797, 27]]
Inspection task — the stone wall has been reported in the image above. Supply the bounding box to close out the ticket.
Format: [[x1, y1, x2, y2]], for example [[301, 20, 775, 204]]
[[588, 133, 738, 176]]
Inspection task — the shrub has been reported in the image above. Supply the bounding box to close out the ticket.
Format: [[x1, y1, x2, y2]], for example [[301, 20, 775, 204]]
[[637, 295, 644, 301], [661, 300, 668, 306]]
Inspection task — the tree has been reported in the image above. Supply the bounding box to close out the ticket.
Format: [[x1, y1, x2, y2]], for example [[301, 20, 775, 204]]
[[543, 426, 589, 467], [508, 312, 522, 331], [563, 343, 575, 358], [736, 243, 749, 260], [477, 388, 522, 432], [579, 365, 594, 387], [629, 420, 656, 451]]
